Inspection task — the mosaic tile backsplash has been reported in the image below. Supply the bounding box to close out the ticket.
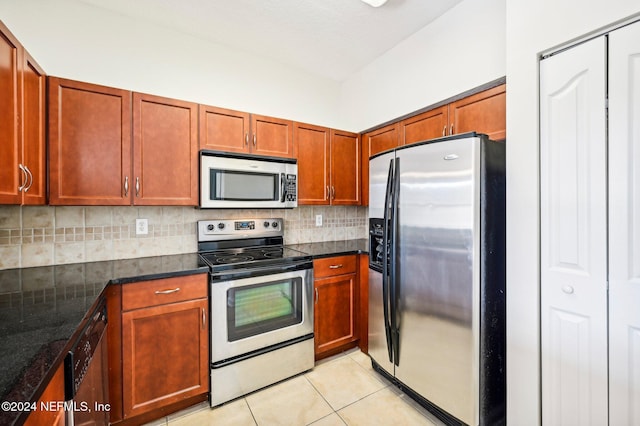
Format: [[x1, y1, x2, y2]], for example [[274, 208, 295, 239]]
[[0, 205, 368, 270]]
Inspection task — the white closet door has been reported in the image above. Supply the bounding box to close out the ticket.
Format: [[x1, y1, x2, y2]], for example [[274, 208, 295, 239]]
[[540, 36, 608, 426], [609, 21, 640, 426]]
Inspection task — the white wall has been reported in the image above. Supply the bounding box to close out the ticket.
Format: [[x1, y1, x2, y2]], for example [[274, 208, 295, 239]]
[[505, 0, 639, 424], [340, 0, 506, 131], [0, 0, 343, 129]]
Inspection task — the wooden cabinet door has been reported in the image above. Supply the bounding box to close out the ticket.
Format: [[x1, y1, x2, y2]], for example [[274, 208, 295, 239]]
[[314, 273, 358, 358], [0, 22, 22, 204], [295, 122, 330, 205], [330, 130, 360, 205], [21, 51, 46, 205], [400, 105, 449, 145], [122, 298, 208, 419], [49, 78, 132, 205], [449, 84, 506, 141], [199, 104, 250, 153], [251, 114, 294, 158], [132, 93, 198, 205], [540, 37, 608, 426]]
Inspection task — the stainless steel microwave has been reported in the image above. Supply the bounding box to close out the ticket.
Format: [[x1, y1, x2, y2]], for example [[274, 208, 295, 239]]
[[200, 151, 298, 209]]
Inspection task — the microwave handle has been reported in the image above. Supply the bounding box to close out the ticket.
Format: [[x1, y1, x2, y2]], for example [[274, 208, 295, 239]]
[[280, 173, 286, 202]]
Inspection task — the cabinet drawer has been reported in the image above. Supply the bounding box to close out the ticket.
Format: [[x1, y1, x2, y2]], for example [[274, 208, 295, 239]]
[[122, 274, 207, 311], [313, 255, 357, 278]]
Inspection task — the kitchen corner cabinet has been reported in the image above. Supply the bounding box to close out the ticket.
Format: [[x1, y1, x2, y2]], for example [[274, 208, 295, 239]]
[[200, 104, 294, 158], [107, 274, 209, 424], [295, 123, 360, 205], [313, 255, 359, 360], [48, 78, 198, 206], [0, 21, 46, 205]]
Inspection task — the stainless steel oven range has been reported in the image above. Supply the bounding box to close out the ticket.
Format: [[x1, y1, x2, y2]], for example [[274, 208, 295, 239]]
[[197, 218, 314, 406]]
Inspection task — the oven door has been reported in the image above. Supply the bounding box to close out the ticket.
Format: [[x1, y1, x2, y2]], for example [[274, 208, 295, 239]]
[[210, 266, 313, 362]]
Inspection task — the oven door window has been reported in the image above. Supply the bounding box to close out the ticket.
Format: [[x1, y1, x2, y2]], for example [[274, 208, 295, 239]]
[[210, 169, 278, 201], [227, 277, 303, 342]]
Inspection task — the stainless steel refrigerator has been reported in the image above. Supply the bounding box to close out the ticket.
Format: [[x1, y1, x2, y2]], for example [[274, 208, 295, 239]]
[[368, 133, 505, 426]]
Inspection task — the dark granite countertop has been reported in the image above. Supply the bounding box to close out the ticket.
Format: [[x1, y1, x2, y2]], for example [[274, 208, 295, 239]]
[[0, 253, 207, 426], [287, 239, 369, 259]]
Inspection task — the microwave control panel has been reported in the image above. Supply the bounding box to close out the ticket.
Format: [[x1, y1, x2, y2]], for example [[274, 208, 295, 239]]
[[285, 174, 297, 201]]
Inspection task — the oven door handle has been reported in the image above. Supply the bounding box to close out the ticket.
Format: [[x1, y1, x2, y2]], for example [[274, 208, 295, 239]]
[[209, 259, 312, 279]]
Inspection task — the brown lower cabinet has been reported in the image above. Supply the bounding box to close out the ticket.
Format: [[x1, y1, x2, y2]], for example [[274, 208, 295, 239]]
[[313, 255, 360, 360], [23, 363, 65, 426], [107, 274, 209, 425]]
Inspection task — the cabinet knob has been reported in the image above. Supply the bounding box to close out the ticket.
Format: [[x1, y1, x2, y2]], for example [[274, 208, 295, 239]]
[[561, 285, 575, 294]]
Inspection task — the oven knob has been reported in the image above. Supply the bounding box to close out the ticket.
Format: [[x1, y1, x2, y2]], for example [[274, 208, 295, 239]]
[[271, 221, 278, 228], [218, 223, 225, 230], [207, 224, 214, 231], [263, 221, 270, 228]]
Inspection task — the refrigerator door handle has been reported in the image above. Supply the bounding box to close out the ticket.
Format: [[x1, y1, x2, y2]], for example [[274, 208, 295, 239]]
[[390, 157, 401, 367], [382, 158, 395, 363]]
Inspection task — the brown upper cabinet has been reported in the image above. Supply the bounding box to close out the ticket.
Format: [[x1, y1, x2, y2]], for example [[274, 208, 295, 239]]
[[0, 21, 46, 205], [448, 84, 506, 141], [295, 123, 360, 205], [132, 93, 199, 205], [400, 84, 506, 145], [362, 83, 506, 205], [360, 123, 400, 206], [200, 105, 294, 158], [48, 78, 199, 206]]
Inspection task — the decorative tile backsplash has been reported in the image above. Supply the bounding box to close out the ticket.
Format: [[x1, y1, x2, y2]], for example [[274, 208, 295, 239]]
[[0, 205, 368, 270]]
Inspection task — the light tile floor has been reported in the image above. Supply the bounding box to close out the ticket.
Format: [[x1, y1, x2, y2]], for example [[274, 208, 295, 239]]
[[145, 349, 444, 426]]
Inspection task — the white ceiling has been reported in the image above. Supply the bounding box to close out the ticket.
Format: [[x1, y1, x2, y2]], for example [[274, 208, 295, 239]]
[[77, 0, 463, 81]]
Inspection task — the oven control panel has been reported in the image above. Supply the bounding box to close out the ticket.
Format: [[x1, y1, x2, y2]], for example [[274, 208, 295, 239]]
[[198, 218, 283, 242]]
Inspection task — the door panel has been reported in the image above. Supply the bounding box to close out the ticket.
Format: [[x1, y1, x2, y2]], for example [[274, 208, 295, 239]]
[[609, 21, 640, 426], [0, 24, 21, 204], [133, 93, 198, 205], [540, 36, 608, 426], [330, 130, 360, 205], [295, 123, 329, 205], [400, 106, 448, 145], [393, 138, 478, 426], [367, 269, 394, 375], [199, 105, 250, 153]]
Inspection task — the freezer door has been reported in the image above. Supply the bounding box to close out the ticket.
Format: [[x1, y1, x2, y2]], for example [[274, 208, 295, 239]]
[[368, 150, 396, 373], [367, 268, 394, 375], [393, 137, 480, 426]]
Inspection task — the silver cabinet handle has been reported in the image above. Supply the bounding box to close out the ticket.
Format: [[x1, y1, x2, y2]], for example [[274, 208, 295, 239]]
[[315, 288, 318, 304], [23, 165, 33, 192], [135, 177, 140, 197], [329, 264, 343, 269], [450, 124, 454, 135], [331, 186, 335, 200], [18, 164, 27, 192], [326, 186, 330, 200], [442, 125, 446, 137], [245, 132, 249, 146], [253, 134, 257, 147], [124, 176, 129, 196], [155, 287, 181, 294], [202, 308, 206, 329]]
